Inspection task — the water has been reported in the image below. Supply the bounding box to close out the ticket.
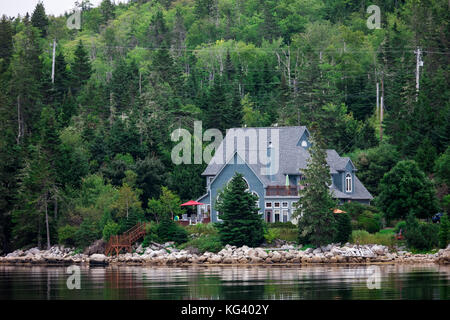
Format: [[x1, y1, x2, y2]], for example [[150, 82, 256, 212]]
[[0, 264, 448, 300]]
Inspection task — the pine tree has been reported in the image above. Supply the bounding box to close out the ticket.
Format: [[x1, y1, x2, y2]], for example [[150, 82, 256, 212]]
[[71, 40, 92, 94], [99, 0, 115, 25], [216, 173, 264, 247], [335, 213, 352, 244], [293, 132, 337, 246], [0, 16, 13, 69], [31, 2, 49, 37]]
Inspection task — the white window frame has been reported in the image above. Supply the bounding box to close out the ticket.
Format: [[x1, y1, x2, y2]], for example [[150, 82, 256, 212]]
[[274, 202, 280, 208], [282, 209, 289, 222], [265, 202, 272, 208], [345, 173, 352, 193], [282, 202, 289, 208], [274, 209, 280, 222]]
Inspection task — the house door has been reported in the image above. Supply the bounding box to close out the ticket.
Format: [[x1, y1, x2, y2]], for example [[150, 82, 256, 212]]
[[265, 210, 271, 223]]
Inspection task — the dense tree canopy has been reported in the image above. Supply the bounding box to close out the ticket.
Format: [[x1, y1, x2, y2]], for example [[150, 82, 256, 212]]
[[0, 0, 448, 252]]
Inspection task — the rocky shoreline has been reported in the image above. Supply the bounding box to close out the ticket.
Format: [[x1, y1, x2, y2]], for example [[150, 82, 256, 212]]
[[1, 243, 449, 266]]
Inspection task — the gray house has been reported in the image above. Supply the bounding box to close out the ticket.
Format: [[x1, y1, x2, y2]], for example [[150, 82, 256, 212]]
[[196, 126, 373, 224]]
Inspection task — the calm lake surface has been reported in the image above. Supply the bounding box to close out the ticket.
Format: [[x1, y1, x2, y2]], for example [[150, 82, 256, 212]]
[[0, 264, 448, 300]]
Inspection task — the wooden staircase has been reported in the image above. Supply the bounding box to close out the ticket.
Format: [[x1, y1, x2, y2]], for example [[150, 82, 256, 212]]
[[105, 222, 150, 256]]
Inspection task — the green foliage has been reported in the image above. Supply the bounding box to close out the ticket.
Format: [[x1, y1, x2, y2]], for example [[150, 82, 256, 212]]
[[102, 220, 120, 241], [142, 223, 159, 247], [185, 223, 218, 236], [179, 234, 223, 254], [294, 133, 337, 246], [439, 213, 449, 249], [376, 160, 439, 223], [394, 221, 406, 234], [335, 213, 352, 244], [264, 228, 280, 244], [156, 217, 188, 244], [357, 211, 382, 234], [58, 225, 78, 247], [350, 230, 395, 247], [267, 221, 297, 229], [215, 173, 264, 247], [434, 147, 450, 186], [405, 215, 439, 251], [147, 186, 184, 222], [75, 218, 101, 248]]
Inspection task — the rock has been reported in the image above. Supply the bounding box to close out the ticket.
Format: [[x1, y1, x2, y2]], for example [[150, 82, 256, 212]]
[[271, 252, 281, 263], [312, 248, 322, 254], [89, 254, 109, 266], [84, 240, 106, 255]]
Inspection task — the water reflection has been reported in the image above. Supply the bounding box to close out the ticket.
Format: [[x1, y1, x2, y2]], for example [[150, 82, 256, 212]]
[[0, 264, 448, 300]]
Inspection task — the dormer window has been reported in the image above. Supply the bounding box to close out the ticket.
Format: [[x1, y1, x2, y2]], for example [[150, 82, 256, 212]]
[[345, 173, 352, 193]]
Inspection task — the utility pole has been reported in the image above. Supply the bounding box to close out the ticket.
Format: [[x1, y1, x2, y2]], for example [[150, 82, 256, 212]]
[[51, 39, 56, 84], [380, 74, 384, 141], [376, 82, 379, 118], [415, 47, 423, 101]]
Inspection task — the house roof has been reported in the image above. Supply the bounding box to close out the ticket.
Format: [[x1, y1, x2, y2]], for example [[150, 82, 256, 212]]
[[201, 126, 373, 200]]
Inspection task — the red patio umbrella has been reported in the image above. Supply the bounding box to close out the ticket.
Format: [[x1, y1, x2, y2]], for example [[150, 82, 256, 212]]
[[180, 200, 204, 206]]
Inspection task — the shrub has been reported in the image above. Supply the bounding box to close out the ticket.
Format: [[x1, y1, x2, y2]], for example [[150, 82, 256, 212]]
[[335, 213, 352, 244], [102, 220, 120, 241], [157, 218, 188, 244], [179, 234, 223, 254], [439, 213, 449, 248], [185, 223, 218, 236], [350, 230, 395, 247], [357, 211, 382, 233], [394, 221, 406, 234], [264, 228, 280, 244], [75, 218, 101, 248], [58, 225, 78, 247], [267, 221, 296, 229], [142, 223, 159, 247], [341, 202, 379, 220], [277, 228, 298, 242], [405, 215, 439, 251]]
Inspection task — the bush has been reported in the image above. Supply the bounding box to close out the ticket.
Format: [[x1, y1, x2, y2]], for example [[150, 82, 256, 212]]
[[264, 228, 280, 244], [394, 221, 406, 234], [75, 218, 101, 248], [438, 213, 449, 249], [267, 221, 296, 229], [102, 220, 120, 241], [185, 223, 218, 235], [142, 223, 159, 247], [350, 230, 395, 247], [58, 225, 78, 247], [340, 202, 379, 220], [357, 211, 382, 233], [179, 234, 223, 254], [335, 213, 352, 244], [157, 218, 188, 244], [405, 216, 439, 251]]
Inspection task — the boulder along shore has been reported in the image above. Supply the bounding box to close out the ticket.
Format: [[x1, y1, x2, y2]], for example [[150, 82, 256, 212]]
[[1, 243, 449, 266]]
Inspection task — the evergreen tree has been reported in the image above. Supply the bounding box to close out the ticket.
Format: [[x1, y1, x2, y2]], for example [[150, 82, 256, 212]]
[[293, 132, 337, 246], [215, 173, 264, 247], [99, 0, 115, 25], [0, 16, 13, 69], [31, 2, 49, 37], [335, 212, 352, 244], [71, 40, 92, 94]]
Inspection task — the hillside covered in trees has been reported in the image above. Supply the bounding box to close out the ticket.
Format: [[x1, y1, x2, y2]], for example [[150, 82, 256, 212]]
[[0, 0, 448, 253]]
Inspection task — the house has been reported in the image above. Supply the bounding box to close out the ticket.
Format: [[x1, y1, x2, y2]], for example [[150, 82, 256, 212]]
[[196, 126, 373, 224]]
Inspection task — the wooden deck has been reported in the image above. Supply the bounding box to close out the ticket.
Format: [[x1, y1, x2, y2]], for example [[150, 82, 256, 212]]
[[105, 222, 150, 256]]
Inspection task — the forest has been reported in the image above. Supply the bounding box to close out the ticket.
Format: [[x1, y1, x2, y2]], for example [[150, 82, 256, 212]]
[[0, 0, 448, 253]]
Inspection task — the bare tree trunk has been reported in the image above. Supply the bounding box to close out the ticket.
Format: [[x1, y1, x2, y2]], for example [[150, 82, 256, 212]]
[[45, 198, 50, 250]]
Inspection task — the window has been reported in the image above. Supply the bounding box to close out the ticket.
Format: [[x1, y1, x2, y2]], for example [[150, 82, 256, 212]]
[[282, 209, 289, 222], [345, 173, 352, 193], [282, 202, 289, 208], [274, 209, 280, 222], [252, 191, 260, 210], [265, 202, 272, 208], [208, 176, 214, 185], [274, 202, 280, 208]]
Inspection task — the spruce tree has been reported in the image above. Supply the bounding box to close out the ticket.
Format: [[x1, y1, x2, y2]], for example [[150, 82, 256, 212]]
[[293, 132, 337, 246], [335, 213, 352, 244], [216, 173, 264, 247], [31, 2, 49, 37], [0, 16, 13, 68], [99, 0, 115, 25], [71, 40, 92, 94]]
